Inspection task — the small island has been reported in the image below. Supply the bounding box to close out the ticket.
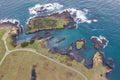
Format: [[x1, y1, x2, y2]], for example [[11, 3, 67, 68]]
[[91, 36, 108, 49], [75, 40, 85, 50], [26, 11, 75, 33]]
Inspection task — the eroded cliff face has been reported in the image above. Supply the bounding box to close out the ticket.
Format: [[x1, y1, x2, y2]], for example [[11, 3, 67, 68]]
[[93, 52, 104, 65], [93, 52, 112, 74]]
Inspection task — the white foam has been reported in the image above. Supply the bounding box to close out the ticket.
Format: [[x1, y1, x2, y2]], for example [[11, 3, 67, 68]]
[[91, 35, 109, 48], [66, 8, 90, 23], [93, 19, 98, 22], [0, 18, 20, 26], [29, 3, 63, 15], [26, 16, 36, 24], [29, 3, 97, 24]]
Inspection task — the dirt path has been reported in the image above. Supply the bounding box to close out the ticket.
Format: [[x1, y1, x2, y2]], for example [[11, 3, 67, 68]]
[[0, 31, 89, 80]]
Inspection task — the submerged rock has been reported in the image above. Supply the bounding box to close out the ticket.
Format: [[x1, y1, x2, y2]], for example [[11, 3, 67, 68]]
[[56, 37, 66, 43], [93, 52, 104, 65], [106, 58, 114, 69]]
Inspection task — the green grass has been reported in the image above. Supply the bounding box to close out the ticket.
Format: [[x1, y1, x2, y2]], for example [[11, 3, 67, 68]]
[[6, 33, 15, 50], [0, 51, 85, 80], [30, 39, 108, 80], [0, 29, 7, 61], [76, 41, 84, 49], [26, 16, 65, 33], [56, 20, 64, 29], [23, 41, 40, 50]]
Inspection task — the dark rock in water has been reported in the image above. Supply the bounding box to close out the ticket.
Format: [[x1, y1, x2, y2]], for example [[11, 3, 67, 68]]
[[56, 37, 66, 43], [48, 36, 54, 40], [45, 31, 50, 34], [18, 26, 23, 33], [91, 36, 108, 49]]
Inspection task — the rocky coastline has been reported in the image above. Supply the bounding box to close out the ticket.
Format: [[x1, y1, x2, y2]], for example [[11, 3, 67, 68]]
[[92, 52, 112, 74], [0, 21, 22, 47], [0, 21, 113, 80], [91, 36, 108, 49], [26, 11, 76, 34]]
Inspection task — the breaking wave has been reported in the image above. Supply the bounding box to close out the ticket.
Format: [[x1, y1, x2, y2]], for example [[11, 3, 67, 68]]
[[29, 3, 63, 15], [91, 35, 109, 48], [63, 8, 92, 24], [29, 3, 97, 24], [0, 18, 20, 26]]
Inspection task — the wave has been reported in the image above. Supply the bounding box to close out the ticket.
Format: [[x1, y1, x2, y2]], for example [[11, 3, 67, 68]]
[[93, 19, 98, 22], [26, 16, 36, 24], [64, 8, 92, 24], [29, 3, 63, 15], [0, 18, 20, 26], [29, 3, 98, 24], [91, 35, 109, 48]]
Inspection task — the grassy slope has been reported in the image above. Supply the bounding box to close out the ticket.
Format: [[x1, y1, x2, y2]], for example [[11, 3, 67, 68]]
[[6, 33, 15, 50], [0, 51, 84, 80], [6, 35, 108, 80], [0, 29, 7, 61], [24, 39, 108, 80]]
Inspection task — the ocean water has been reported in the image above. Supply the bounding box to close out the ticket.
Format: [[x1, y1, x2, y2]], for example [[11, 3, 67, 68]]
[[0, 0, 120, 80]]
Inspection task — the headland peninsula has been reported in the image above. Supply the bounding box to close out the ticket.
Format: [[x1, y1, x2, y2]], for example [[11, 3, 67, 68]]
[[0, 10, 113, 80]]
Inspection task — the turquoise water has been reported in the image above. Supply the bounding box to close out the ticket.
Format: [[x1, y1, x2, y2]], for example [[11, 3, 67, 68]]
[[0, 0, 120, 80]]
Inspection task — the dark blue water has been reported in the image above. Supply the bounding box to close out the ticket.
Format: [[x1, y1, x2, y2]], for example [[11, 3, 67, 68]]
[[0, 0, 120, 80]]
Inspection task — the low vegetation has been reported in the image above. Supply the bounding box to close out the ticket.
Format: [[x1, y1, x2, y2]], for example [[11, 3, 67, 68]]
[[3, 31, 108, 80], [27, 39, 108, 80], [0, 51, 85, 80], [0, 29, 7, 61], [76, 40, 84, 49], [26, 16, 65, 33]]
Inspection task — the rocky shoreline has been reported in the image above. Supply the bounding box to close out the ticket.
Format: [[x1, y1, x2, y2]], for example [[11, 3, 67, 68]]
[[26, 11, 76, 34], [92, 52, 112, 74], [0, 21, 22, 46], [0, 21, 113, 79], [91, 36, 108, 49]]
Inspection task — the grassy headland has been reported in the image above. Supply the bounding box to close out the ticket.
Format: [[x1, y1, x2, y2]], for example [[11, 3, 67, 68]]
[[26, 11, 75, 33], [0, 22, 110, 80], [0, 51, 85, 80]]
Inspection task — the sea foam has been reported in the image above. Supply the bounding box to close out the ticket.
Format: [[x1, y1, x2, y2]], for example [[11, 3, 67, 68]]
[[29, 3, 63, 15], [29, 3, 97, 24], [0, 18, 20, 26], [65, 8, 92, 24], [91, 35, 109, 48]]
